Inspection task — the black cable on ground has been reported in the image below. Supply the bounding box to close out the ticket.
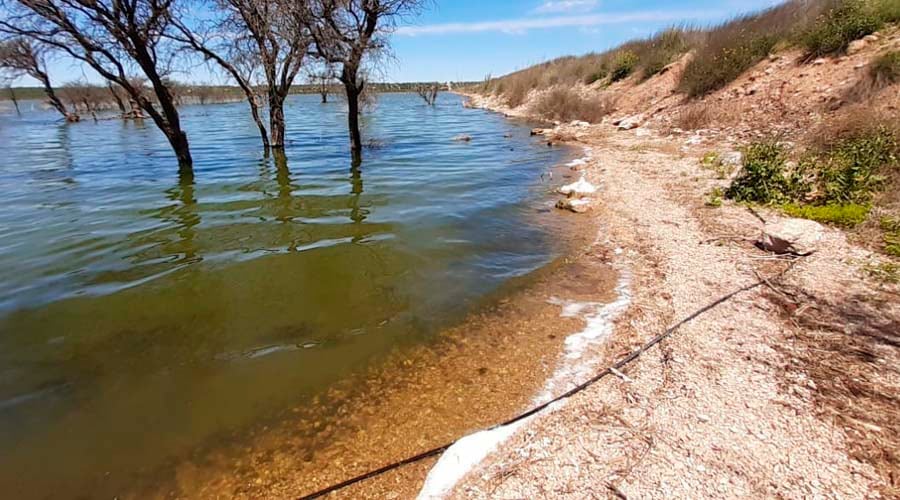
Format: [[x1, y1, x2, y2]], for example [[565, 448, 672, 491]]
[[299, 278, 768, 499]]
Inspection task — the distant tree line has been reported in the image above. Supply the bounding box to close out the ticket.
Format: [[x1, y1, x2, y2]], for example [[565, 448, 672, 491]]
[[0, 0, 431, 177]]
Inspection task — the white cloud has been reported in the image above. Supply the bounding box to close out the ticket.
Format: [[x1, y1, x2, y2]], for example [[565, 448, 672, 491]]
[[534, 0, 599, 14], [396, 10, 725, 36]]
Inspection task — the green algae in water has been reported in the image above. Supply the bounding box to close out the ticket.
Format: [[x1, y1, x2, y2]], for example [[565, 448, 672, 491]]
[[0, 93, 569, 498]]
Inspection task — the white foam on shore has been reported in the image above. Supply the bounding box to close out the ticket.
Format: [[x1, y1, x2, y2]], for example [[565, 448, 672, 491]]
[[565, 146, 594, 168], [417, 258, 631, 499], [536, 272, 631, 404]]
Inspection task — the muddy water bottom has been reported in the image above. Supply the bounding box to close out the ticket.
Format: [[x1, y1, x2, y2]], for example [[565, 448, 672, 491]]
[[136, 205, 620, 499]]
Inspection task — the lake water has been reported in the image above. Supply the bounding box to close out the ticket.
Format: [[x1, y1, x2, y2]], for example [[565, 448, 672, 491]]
[[0, 93, 568, 497]]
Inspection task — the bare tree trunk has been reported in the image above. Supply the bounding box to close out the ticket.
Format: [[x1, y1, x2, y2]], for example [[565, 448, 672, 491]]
[[344, 82, 362, 163], [320, 90, 327, 104], [134, 46, 193, 172], [169, 129, 193, 179], [7, 86, 20, 115], [249, 95, 270, 150], [269, 92, 287, 148], [107, 82, 127, 115], [34, 70, 77, 121]]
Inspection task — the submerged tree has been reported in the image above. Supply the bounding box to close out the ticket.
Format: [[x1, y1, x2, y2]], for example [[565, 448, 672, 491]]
[[0, 0, 195, 175], [106, 81, 127, 115], [415, 83, 438, 106], [306, 63, 337, 103], [302, 0, 427, 162], [0, 38, 77, 121], [172, 0, 310, 150], [3, 83, 19, 114]]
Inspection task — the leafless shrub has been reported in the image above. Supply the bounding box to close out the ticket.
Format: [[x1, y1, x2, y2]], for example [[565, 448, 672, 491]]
[[307, 64, 338, 103], [531, 87, 615, 123], [670, 100, 741, 131]]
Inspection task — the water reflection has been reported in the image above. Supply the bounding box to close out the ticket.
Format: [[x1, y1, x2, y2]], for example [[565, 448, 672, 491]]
[[349, 165, 367, 229], [0, 93, 569, 499]]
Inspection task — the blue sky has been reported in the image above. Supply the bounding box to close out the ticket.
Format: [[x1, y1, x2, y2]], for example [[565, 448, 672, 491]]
[[15, 0, 784, 86]]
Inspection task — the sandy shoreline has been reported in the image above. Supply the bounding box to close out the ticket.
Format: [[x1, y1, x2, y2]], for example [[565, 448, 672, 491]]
[[440, 94, 899, 498], [125, 130, 631, 499], [133, 83, 899, 497]]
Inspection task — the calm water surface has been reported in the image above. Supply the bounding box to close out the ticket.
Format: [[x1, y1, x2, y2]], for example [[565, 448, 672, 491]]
[[0, 93, 568, 497]]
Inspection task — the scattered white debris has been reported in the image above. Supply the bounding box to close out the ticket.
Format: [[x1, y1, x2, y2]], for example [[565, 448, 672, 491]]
[[417, 420, 531, 500], [418, 270, 632, 500], [685, 135, 704, 146], [558, 176, 597, 196], [556, 198, 591, 213], [635, 127, 652, 138], [570, 120, 591, 128], [537, 273, 631, 403], [615, 114, 644, 130]]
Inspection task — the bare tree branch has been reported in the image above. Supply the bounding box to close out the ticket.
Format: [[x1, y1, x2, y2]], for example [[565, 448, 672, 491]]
[[0, 0, 195, 174]]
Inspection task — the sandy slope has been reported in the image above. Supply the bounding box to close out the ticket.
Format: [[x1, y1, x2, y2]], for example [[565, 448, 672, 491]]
[[442, 29, 900, 498], [446, 127, 897, 498]]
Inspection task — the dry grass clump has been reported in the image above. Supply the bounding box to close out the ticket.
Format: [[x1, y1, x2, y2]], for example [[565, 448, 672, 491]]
[[808, 104, 900, 150], [670, 100, 740, 131], [870, 50, 900, 85], [479, 26, 702, 107], [680, 1, 824, 97], [765, 284, 900, 498], [633, 28, 704, 81], [798, 0, 883, 59], [531, 87, 615, 123], [844, 50, 900, 102]]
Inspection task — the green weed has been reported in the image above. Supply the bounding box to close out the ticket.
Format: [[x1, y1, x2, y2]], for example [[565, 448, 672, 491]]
[[780, 203, 871, 226]]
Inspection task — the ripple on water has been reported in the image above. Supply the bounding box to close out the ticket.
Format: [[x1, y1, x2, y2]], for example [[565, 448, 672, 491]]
[[0, 93, 571, 499]]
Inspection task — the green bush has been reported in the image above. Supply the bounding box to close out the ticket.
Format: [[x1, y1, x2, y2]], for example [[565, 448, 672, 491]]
[[609, 50, 639, 82], [799, 0, 882, 58], [725, 142, 802, 203], [870, 51, 900, 85], [820, 127, 898, 203], [706, 187, 725, 207], [780, 203, 871, 226]]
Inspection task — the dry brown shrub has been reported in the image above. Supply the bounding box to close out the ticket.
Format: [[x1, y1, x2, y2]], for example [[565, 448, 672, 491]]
[[843, 50, 900, 104], [679, 0, 829, 97], [765, 284, 900, 498], [671, 100, 741, 131], [531, 87, 615, 123], [808, 101, 900, 149], [478, 26, 702, 105]]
